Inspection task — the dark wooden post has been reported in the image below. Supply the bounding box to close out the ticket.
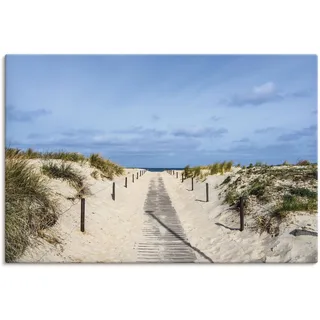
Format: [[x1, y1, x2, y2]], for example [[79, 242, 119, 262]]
[[240, 197, 244, 231], [206, 183, 209, 202], [132, 174, 134, 183], [191, 177, 194, 191], [125, 177, 127, 188], [112, 182, 115, 201], [80, 198, 85, 232]]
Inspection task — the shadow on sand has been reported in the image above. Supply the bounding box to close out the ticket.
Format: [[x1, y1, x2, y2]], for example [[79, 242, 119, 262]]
[[215, 222, 240, 231], [145, 210, 214, 263]]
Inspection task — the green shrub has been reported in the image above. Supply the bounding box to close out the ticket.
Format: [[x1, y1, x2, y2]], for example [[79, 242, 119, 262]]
[[248, 180, 266, 198], [274, 194, 317, 218], [289, 187, 317, 199]]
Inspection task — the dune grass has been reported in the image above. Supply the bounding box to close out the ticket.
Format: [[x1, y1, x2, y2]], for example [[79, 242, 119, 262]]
[[41, 161, 84, 190], [183, 161, 234, 179], [90, 170, 100, 180], [6, 148, 125, 179], [5, 148, 87, 162], [89, 153, 124, 179], [273, 194, 317, 219], [5, 159, 59, 262], [5, 147, 124, 261]]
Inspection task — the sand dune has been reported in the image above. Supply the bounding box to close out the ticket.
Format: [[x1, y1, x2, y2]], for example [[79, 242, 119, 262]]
[[19, 165, 317, 263]]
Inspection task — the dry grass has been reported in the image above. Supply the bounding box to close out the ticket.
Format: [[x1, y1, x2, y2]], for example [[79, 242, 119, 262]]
[[6, 147, 86, 162], [90, 170, 100, 180], [41, 161, 83, 190], [89, 153, 124, 179], [183, 161, 233, 179], [5, 159, 60, 262]]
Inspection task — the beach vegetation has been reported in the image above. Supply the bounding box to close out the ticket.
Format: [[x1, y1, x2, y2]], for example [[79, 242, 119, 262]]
[[5, 158, 59, 262]]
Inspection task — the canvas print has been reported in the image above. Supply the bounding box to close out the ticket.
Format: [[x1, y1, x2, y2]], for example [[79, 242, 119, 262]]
[[5, 54, 318, 263]]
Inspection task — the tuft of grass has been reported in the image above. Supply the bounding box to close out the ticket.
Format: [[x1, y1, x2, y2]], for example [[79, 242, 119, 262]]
[[89, 153, 124, 179], [183, 165, 192, 178], [224, 190, 240, 205], [290, 187, 317, 199], [247, 179, 266, 198], [90, 170, 100, 180], [5, 159, 59, 262], [210, 163, 219, 175], [5, 148, 24, 159], [42, 162, 84, 191], [273, 194, 317, 218], [192, 166, 201, 177]]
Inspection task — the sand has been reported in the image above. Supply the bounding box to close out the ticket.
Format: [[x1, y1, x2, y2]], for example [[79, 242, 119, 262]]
[[19, 165, 318, 263]]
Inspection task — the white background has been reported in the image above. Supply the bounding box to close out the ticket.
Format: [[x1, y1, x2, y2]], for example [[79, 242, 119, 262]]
[[0, 1, 319, 319]]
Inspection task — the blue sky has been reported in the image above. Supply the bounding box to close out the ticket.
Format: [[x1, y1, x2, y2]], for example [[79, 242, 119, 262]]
[[5, 55, 317, 167]]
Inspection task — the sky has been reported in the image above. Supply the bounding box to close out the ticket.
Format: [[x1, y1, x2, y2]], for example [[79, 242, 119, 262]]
[[5, 54, 318, 167]]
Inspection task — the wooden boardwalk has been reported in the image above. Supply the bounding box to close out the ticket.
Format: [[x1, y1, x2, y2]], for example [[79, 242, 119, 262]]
[[137, 174, 197, 263]]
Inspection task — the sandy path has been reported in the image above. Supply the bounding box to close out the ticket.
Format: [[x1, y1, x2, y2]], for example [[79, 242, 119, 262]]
[[136, 173, 199, 263]]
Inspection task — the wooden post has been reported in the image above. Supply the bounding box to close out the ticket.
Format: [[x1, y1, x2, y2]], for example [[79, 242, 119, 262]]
[[132, 174, 134, 183], [125, 177, 127, 188], [191, 177, 194, 191], [240, 197, 244, 231], [112, 182, 115, 201], [80, 198, 85, 232], [206, 183, 209, 202]]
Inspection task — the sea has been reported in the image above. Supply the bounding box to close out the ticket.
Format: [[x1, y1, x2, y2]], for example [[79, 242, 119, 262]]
[[139, 168, 184, 172]]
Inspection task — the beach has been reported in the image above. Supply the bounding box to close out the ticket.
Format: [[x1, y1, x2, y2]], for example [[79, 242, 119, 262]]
[[19, 165, 318, 263]]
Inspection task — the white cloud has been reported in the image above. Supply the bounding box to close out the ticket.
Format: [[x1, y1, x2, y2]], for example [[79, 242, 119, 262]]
[[253, 82, 276, 95]]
